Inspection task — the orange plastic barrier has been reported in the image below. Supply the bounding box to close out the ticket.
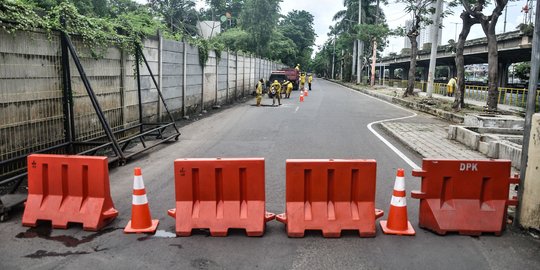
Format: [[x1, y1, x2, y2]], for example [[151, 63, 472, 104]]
[[22, 154, 118, 231], [411, 159, 519, 236], [276, 159, 384, 237], [168, 158, 274, 236]]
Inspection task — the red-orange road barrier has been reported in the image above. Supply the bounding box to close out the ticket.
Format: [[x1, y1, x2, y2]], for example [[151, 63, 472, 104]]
[[380, 168, 415, 236], [411, 159, 519, 236], [22, 154, 118, 231], [124, 167, 159, 233], [168, 158, 275, 236], [276, 159, 384, 237]]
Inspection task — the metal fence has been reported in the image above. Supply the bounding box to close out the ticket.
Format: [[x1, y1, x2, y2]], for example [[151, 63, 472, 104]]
[[384, 79, 540, 110], [0, 28, 285, 194]]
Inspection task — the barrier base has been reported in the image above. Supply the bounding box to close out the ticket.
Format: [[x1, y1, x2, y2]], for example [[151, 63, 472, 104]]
[[418, 224, 502, 236], [124, 219, 159, 234], [276, 209, 383, 238], [379, 220, 416, 236], [168, 208, 272, 237], [22, 207, 118, 232]]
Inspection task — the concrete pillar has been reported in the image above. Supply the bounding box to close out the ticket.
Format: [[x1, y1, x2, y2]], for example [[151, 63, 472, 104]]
[[421, 66, 428, 82], [402, 66, 409, 80], [498, 61, 510, 87], [519, 113, 540, 230], [448, 65, 457, 78], [389, 67, 395, 80]]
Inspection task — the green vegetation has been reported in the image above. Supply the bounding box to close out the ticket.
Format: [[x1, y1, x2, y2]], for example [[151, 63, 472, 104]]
[[0, 0, 316, 67], [311, 0, 390, 80]]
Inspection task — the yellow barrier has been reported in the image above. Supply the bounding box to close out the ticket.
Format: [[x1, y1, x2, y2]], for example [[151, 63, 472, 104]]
[[384, 80, 539, 110]]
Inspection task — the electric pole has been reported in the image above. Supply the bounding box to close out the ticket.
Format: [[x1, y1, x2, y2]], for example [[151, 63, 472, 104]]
[[426, 0, 443, 97], [370, 0, 380, 86], [357, 0, 362, 84]]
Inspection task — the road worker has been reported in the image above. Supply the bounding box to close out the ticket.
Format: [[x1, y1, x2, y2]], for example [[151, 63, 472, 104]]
[[256, 79, 264, 106], [299, 73, 306, 90], [295, 64, 300, 72], [270, 80, 282, 106], [283, 80, 293, 98], [447, 76, 457, 97], [308, 74, 313, 90]]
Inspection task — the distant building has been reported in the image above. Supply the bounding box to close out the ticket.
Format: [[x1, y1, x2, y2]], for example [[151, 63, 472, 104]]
[[197, 21, 221, 39]]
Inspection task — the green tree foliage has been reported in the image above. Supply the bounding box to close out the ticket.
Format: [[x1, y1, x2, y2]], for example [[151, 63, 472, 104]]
[[22, 0, 107, 16], [239, 0, 281, 55], [268, 30, 299, 65], [277, 10, 316, 68], [3, 0, 315, 69], [315, 0, 389, 81], [148, 0, 199, 37], [214, 27, 250, 52], [310, 38, 334, 77], [514, 62, 531, 81]]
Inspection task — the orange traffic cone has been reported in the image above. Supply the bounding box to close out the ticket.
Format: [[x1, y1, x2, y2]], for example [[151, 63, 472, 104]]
[[304, 89, 308, 96], [124, 167, 159, 233], [379, 168, 415, 236], [300, 92, 304, 102]]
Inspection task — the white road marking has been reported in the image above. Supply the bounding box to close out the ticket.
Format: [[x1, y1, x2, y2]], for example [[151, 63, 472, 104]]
[[295, 106, 299, 113], [331, 81, 421, 170]]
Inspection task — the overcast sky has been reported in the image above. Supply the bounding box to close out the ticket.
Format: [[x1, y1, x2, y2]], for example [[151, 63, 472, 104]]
[[136, 0, 532, 56]]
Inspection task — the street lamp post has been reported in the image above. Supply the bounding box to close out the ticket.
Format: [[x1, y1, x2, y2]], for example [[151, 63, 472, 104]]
[[504, 5, 516, 32], [332, 35, 336, 79], [450, 22, 461, 41], [357, 1, 362, 84]]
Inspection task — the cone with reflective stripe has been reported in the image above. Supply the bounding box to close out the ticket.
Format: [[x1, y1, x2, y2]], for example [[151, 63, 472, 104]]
[[304, 89, 308, 96], [379, 168, 415, 235], [300, 92, 304, 102], [124, 167, 159, 233]]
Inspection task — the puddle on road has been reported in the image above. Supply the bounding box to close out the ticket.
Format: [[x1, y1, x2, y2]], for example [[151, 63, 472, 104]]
[[24, 250, 89, 259], [16, 224, 120, 247], [137, 230, 177, 241]]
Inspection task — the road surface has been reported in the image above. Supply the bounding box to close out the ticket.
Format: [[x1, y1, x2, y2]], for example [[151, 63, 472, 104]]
[[0, 79, 538, 269]]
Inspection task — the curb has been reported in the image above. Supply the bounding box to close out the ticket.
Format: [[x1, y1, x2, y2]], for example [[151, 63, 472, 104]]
[[330, 80, 465, 123]]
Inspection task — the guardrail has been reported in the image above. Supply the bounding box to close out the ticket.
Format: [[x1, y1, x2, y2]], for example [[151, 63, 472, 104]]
[[384, 80, 540, 110]]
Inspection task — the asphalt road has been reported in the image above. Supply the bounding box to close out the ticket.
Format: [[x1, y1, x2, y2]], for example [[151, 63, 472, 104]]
[[0, 79, 538, 269]]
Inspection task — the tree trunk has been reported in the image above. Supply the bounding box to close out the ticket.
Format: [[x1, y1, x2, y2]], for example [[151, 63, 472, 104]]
[[485, 30, 499, 111], [453, 12, 477, 110], [481, 4, 504, 112], [404, 36, 418, 97]]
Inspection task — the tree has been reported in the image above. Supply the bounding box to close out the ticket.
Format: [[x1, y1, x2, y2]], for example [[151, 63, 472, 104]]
[[149, 0, 199, 37], [331, 0, 389, 82], [239, 0, 281, 56], [452, 3, 481, 110], [214, 27, 250, 51], [356, 23, 389, 83], [268, 30, 299, 64], [514, 62, 530, 81], [22, 0, 108, 16], [456, 0, 508, 112], [396, 0, 436, 97], [277, 10, 316, 68]]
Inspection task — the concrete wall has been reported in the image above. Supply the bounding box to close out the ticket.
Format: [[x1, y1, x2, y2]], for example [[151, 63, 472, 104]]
[[0, 29, 65, 167], [519, 113, 540, 230], [0, 28, 285, 174]]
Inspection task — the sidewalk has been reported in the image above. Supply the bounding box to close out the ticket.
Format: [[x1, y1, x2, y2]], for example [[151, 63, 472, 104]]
[[334, 81, 517, 161]]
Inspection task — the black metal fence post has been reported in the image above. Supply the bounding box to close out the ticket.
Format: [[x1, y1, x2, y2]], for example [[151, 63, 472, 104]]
[[60, 18, 75, 154]]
